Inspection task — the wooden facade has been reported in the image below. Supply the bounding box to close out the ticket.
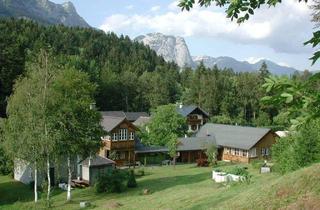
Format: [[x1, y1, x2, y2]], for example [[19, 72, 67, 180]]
[[186, 110, 209, 132], [99, 119, 137, 166], [177, 151, 207, 163], [220, 131, 277, 163]]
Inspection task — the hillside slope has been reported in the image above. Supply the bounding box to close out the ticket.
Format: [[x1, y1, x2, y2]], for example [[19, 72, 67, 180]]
[[216, 164, 320, 210]]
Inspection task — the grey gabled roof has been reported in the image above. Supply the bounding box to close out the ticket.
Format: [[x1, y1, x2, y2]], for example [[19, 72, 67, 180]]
[[196, 123, 271, 150], [177, 105, 209, 117], [101, 115, 126, 132], [100, 111, 149, 122], [101, 111, 126, 118], [82, 155, 115, 167], [177, 136, 217, 151], [125, 112, 149, 122], [133, 116, 151, 127]]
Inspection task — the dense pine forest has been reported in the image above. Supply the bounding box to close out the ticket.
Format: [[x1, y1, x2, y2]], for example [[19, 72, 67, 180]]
[[0, 18, 310, 127]]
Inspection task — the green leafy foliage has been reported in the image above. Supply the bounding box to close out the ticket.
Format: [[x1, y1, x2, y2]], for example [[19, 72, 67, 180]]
[[261, 73, 320, 129], [204, 143, 217, 166], [0, 118, 12, 175], [94, 169, 128, 194], [143, 104, 187, 157], [272, 136, 299, 174], [0, 19, 180, 117], [272, 119, 320, 174]]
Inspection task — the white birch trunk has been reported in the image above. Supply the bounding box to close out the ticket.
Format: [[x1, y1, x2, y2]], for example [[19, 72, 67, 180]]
[[46, 156, 51, 202], [67, 156, 72, 201], [34, 162, 38, 203]]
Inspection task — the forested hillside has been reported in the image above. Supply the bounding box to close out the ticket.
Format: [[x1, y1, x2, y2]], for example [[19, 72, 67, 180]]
[[0, 18, 309, 126], [0, 18, 181, 117]]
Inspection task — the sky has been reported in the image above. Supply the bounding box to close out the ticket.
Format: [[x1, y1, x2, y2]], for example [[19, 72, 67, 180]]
[[52, 0, 320, 71]]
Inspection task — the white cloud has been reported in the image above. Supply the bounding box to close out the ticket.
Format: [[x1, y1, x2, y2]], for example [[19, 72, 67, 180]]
[[150, 5, 161, 12], [100, 0, 314, 54], [168, 1, 179, 11]]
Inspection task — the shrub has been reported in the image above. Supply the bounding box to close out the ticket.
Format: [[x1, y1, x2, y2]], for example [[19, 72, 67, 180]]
[[272, 136, 298, 174], [251, 160, 265, 169], [196, 159, 209, 167], [94, 169, 127, 194], [227, 166, 248, 176], [94, 177, 108, 193], [127, 170, 137, 188], [227, 166, 252, 184], [205, 144, 217, 166], [213, 168, 222, 172]]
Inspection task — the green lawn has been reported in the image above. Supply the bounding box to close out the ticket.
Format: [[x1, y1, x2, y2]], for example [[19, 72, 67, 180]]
[[1, 162, 317, 210]]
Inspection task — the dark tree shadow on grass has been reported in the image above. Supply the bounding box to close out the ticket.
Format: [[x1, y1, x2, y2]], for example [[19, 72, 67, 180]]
[[0, 179, 33, 205]]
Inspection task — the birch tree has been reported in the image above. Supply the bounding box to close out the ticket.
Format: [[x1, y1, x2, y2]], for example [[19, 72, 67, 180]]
[[4, 50, 57, 203], [50, 68, 104, 201]]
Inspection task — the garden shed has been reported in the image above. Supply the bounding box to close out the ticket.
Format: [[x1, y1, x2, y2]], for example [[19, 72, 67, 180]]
[[81, 155, 115, 185]]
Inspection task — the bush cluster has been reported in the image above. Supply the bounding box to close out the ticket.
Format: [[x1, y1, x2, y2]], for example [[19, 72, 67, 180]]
[[272, 119, 320, 174], [94, 169, 138, 194]]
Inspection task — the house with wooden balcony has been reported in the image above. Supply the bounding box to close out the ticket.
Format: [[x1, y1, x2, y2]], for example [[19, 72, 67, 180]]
[[99, 112, 141, 166], [177, 105, 209, 132]]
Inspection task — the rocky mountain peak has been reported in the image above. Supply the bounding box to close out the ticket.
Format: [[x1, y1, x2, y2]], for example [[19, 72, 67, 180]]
[[0, 0, 90, 28], [135, 33, 194, 68]]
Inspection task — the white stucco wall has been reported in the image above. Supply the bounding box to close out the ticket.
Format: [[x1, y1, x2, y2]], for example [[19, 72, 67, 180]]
[[14, 159, 34, 184], [82, 166, 90, 182]]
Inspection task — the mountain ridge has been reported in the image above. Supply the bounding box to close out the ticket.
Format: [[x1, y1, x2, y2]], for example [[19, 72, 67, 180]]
[[0, 0, 90, 27], [136, 33, 300, 75], [193, 55, 299, 75]]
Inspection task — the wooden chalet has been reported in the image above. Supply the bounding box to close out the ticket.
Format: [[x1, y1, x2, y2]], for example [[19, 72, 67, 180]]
[[99, 111, 145, 166], [177, 105, 209, 132]]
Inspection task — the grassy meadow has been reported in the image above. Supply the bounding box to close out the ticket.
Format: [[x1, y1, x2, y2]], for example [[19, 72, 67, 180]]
[[0, 163, 319, 210]]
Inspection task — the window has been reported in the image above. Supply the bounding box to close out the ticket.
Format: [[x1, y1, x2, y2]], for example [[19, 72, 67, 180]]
[[119, 129, 128, 140], [112, 133, 118, 141], [225, 147, 231, 154], [231, 148, 235, 155], [261, 148, 270, 156], [250, 148, 257, 157], [242, 150, 248, 157], [124, 129, 127, 140], [235, 148, 240, 156], [129, 132, 135, 140]]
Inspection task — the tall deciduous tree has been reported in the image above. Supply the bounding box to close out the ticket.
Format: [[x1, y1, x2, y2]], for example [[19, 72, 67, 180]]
[[4, 50, 57, 203], [144, 104, 187, 166], [50, 68, 104, 201]]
